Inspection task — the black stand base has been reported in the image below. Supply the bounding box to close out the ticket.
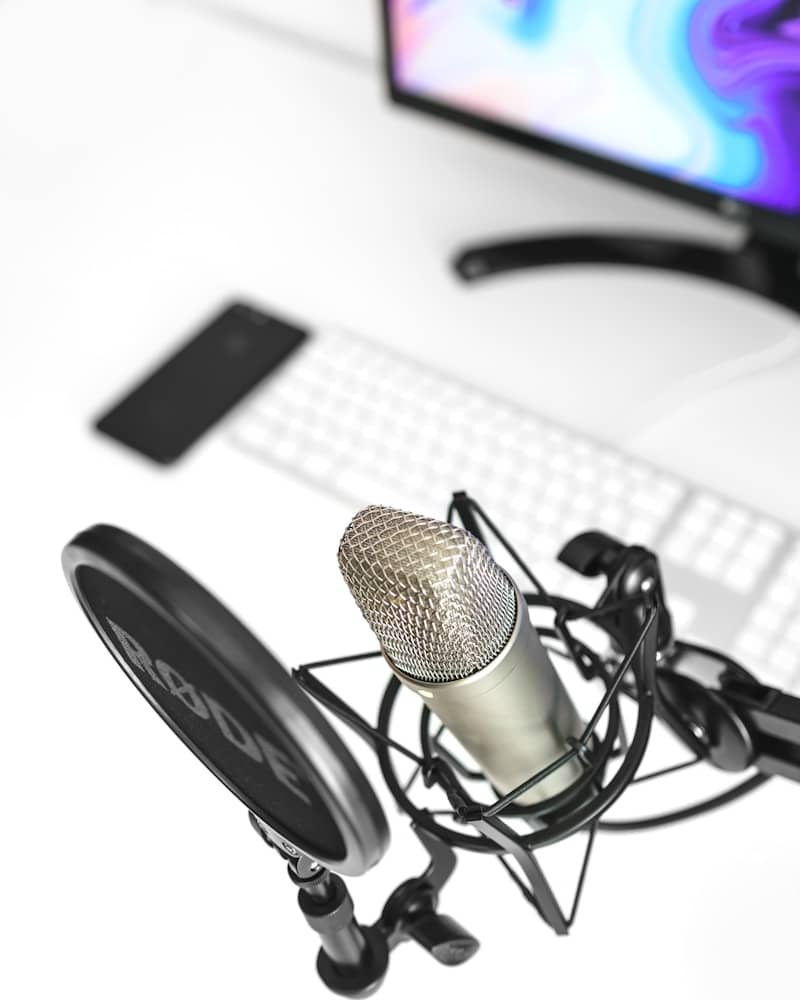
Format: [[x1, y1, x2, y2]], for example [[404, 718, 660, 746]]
[[453, 232, 800, 317]]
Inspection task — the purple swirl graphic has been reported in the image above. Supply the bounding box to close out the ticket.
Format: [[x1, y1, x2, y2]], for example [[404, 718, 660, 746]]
[[690, 0, 800, 209]]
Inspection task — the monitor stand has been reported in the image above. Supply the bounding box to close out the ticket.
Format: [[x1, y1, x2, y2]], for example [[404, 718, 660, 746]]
[[453, 232, 800, 317]]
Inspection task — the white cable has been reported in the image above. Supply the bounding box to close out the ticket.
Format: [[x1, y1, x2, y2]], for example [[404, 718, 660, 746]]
[[626, 328, 800, 446], [167, 0, 378, 73]]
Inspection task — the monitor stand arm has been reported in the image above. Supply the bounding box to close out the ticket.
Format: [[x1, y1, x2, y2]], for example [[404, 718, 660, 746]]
[[453, 231, 800, 317]]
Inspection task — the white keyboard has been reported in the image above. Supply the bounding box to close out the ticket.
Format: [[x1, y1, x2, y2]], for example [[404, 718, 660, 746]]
[[229, 327, 800, 693]]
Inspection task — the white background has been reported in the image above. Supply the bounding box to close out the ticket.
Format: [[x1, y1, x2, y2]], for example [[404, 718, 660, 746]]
[[2, 2, 800, 998]]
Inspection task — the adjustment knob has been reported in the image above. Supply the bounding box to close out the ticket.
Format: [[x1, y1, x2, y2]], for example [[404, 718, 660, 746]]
[[558, 531, 624, 577], [406, 912, 480, 966]]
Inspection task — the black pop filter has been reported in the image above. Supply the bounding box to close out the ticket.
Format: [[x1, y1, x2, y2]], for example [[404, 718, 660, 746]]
[[62, 525, 389, 876]]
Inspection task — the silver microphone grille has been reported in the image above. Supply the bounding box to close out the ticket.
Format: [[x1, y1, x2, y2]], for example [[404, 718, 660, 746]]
[[337, 505, 517, 683]]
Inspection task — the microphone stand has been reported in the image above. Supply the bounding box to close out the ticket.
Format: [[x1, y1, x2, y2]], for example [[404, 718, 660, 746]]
[[712, 677, 800, 782]]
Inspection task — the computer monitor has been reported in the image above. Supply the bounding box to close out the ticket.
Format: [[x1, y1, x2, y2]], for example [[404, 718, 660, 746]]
[[381, 1, 800, 315]]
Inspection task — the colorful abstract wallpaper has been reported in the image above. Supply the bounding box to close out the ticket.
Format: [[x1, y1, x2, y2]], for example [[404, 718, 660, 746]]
[[388, 0, 800, 213]]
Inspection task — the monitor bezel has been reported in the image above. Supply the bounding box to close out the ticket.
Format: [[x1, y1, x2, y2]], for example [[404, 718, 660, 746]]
[[380, 3, 800, 253]]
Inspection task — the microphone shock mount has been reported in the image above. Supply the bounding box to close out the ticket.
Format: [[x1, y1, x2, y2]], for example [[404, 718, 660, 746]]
[[292, 490, 800, 980]]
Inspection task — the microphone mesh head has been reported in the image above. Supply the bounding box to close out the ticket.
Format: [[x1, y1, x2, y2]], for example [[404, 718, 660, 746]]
[[337, 505, 517, 683]]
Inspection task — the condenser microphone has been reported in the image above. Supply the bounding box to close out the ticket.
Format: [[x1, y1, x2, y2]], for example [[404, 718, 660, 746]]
[[338, 506, 585, 805]]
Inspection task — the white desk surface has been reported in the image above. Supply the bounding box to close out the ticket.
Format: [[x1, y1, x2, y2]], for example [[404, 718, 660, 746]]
[[3, 2, 799, 998]]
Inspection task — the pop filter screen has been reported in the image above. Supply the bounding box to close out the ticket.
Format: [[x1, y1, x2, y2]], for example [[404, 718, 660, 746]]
[[62, 525, 388, 876]]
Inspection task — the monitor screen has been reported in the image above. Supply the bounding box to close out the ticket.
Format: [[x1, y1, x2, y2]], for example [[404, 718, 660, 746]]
[[384, 1, 800, 234]]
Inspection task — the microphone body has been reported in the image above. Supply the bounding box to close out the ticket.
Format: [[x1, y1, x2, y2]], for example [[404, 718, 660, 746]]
[[386, 579, 584, 804], [338, 506, 585, 807]]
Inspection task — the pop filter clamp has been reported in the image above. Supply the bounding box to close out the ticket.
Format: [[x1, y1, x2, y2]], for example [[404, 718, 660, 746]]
[[246, 808, 478, 995], [62, 494, 800, 995]]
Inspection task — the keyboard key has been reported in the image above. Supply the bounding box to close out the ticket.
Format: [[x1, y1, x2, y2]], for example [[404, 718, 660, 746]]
[[668, 594, 696, 633], [600, 478, 625, 498], [752, 604, 785, 632], [754, 519, 785, 546], [723, 559, 761, 594], [694, 548, 726, 578], [627, 516, 658, 545], [766, 581, 798, 608], [768, 644, 800, 686], [571, 491, 595, 513], [664, 534, 693, 564], [735, 629, 769, 659], [709, 521, 742, 552]]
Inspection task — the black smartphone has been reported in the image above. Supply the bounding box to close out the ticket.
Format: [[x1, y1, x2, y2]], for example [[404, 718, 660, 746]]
[[95, 302, 309, 463]]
